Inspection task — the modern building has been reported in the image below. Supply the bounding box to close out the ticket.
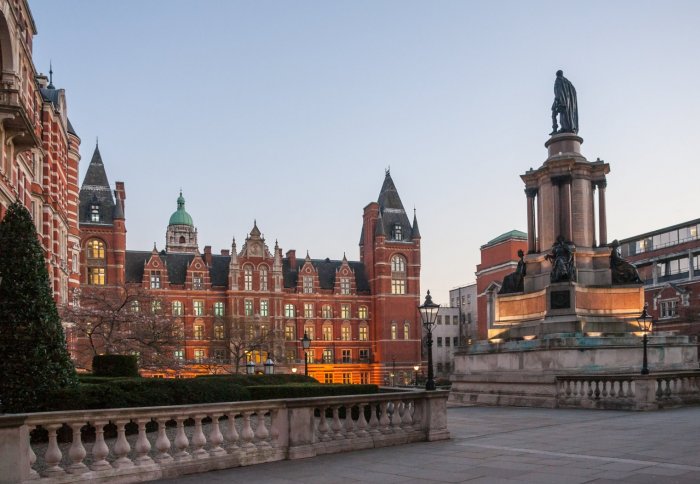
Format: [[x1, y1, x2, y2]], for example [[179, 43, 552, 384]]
[[432, 306, 460, 378], [76, 151, 423, 384], [449, 283, 477, 345], [0, 0, 81, 305], [618, 218, 700, 334]]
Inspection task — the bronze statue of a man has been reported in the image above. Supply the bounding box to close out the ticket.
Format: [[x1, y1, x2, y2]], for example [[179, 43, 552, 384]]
[[550, 70, 578, 135]]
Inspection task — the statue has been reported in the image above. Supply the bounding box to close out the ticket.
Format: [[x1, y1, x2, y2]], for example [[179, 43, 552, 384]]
[[609, 240, 643, 284], [550, 70, 578, 135], [545, 236, 576, 283], [498, 250, 526, 294]]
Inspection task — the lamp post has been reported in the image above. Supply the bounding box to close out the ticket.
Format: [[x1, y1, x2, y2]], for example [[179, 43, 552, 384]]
[[264, 355, 275, 375], [291, 367, 297, 374], [413, 365, 420, 386], [418, 290, 440, 391], [636, 304, 653, 375], [301, 332, 311, 376], [246, 359, 255, 375]]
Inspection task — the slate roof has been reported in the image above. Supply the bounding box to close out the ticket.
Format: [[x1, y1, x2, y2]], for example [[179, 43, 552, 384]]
[[39, 86, 60, 105], [67, 118, 78, 137], [79, 145, 116, 225], [126, 251, 369, 293], [376, 171, 414, 241]]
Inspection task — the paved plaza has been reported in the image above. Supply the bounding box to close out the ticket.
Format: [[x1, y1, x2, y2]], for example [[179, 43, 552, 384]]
[[158, 405, 700, 483]]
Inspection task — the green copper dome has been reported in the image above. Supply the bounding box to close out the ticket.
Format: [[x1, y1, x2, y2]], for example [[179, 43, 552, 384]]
[[168, 191, 194, 226]]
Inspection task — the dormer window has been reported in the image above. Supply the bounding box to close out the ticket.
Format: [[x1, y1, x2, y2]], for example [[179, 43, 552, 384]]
[[90, 204, 100, 222], [192, 273, 203, 290], [393, 224, 402, 240]]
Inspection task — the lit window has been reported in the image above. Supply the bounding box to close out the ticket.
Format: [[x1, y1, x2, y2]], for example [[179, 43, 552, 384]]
[[260, 267, 268, 291], [260, 324, 268, 337], [260, 299, 269, 317], [323, 325, 333, 341], [359, 349, 369, 362], [307, 351, 315, 363], [359, 325, 368, 341], [192, 273, 203, 290], [285, 325, 295, 341], [340, 278, 351, 295], [322, 305, 333, 318], [214, 324, 224, 340], [244, 299, 253, 316], [151, 300, 161, 313], [391, 254, 407, 295], [340, 304, 350, 319], [403, 322, 410, 340], [342, 349, 351, 363], [150, 271, 161, 289], [90, 204, 100, 222], [358, 306, 368, 319], [87, 239, 105, 259], [393, 224, 402, 241], [88, 267, 105, 285], [285, 304, 295, 318], [213, 301, 225, 316], [174, 350, 184, 361], [285, 348, 297, 362], [391, 323, 397, 340], [244, 266, 253, 291], [341, 325, 351, 341], [194, 325, 204, 340], [304, 326, 315, 340], [193, 300, 204, 316], [194, 349, 205, 363], [131, 300, 140, 313], [391, 280, 406, 295], [391, 255, 406, 272], [304, 303, 314, 318], [323, 349, 333, 363], [172, 300, 183, 316], [303, 276, 313, 294]]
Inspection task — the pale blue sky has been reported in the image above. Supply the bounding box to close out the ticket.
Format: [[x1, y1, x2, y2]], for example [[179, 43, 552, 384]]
[[31, 1, 700, 303]]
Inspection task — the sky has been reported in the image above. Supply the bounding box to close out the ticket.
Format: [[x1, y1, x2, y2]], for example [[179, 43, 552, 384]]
[[30, 0, 700, 304]]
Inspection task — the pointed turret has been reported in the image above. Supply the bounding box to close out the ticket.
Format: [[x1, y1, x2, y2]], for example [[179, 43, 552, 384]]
[[375, 211, 386, 237], [412, 208, 421, 239], [375, 170, 413, 241], [79, 144, 115, 225]]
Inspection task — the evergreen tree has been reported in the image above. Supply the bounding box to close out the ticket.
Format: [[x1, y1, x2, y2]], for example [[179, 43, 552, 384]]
[[0, 202, 77, 413]]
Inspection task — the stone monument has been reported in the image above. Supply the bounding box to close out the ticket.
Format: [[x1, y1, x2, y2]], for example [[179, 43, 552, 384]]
[[450, 71, 699, 408]]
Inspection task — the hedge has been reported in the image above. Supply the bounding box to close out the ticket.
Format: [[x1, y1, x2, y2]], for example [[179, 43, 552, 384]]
[[248, 383, 378, 400], [195, 374, 318, 385], [92, 354, 139, 377]]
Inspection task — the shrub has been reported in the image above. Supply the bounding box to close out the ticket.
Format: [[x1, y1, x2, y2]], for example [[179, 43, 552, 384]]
[[195, 374, 318, 385], [248, 383, 378, 400], [92, 354, 140, 377]]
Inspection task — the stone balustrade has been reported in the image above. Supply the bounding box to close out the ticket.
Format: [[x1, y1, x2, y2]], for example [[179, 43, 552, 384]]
[[0, 390, 449, 483], [556, 371, 700, 410]]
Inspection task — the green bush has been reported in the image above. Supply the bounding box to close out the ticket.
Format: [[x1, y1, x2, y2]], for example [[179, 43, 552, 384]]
[[92, 354, 139, 377], [248, 383, 378, 400], [195, 373, 318, 385]]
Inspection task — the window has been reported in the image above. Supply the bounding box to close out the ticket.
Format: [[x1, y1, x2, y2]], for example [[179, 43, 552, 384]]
[[244, 299, 253, 316], [87, 239, 105, 259], [260, 267, 268, 291], [285, 325, 295, 341], [151, 300, 161, 313], [359, 325, 368, 341], [660, 300, 678, 318], [340, 304, 350, 319], [342, 349, 351, 363], [322, 305, 333, 318], [391, 254, 406, 272], [342, 373, 351, 384], [90, 204, 100, 222], [445, 337, 450, 347], [340, 278, 351, 295], [307, 351, 315, 364], [172, 300, 183, 316], [393, 224, 402, 240], [323, 325, 333, 341], [244, 266, 253, 291], [437, 363, 443, 373], [285, 348, 297, 363], [260, 324, 268, 337], [285, 304, 295, 318], [304, 326, 315, 341], [403, 322, 410, 340], [174, 350, 184, 361], [213, 302, 225, 316], [192, 273, 203, 290], [360, 372, 369, 384], [214, 324, 224, 340], [437, 316, 442, 325], [131, 300, 140, 313], [303, 276, 314, 294], [323, 349, 333, 363], [304, 303, 314, 318], [453, 337, 459, 347], [391, 323, 397, 340], [391, 255, 407, 295], [694, 254, 700, 271], [359, 349, 369, 362], [88, 267, 105, 285], [213, 349, 225, 362], [358, 306, 368, 319], [341, 325, 351, 341], [193, 300, 204, 316], [260, 299, 269, 317], [194, 325, 204, 340], [150, 271, 161, 289], [324, 373, 333, 384], [437, 337, 443, 347], [194, 349, 205, 363]]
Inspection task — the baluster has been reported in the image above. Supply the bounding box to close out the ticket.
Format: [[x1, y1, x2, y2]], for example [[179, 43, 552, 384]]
[[389, 401, 402, 432], [27, 435, 39, 479], [355, 403, 369, 437], [132, 418, 153, 465], [343, 405, 356, 438], [611, 380, 618, 398], [628, 380, 635, 398], [368, 402, 381, 435], [209, 413, 226, 456], [412, 399, 423, 430], [154, 418, 173, 464], [269, 409, 280, 448], [656, 379, 663, 399], [379, 401, 391, 434], [586, 380, 593, 398], [565, 379, 572, 397], [43, 424, 65, 477], [90, 420, 111, 471], [665, 379, 673, 397], [191, 414, 208, 458], [113, 419, 134, 469], [173, 416, 192, 461], [225, 411, 241, 451], [67, 421, 88, 474], [240, 411, 256, 448], [601, 381, 609, 398], [576, 380, 583, 397], [254, 409, 271, 448], [401, 400, 414, 429], [317, 407, 332, 442], [331, 406, 344, 439], [593, 380, 601, 399]]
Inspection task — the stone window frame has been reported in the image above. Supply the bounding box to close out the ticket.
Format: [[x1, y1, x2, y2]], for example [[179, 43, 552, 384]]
[[359, 324, 368, 341], [260, 299, 269, 317], [193, 300, 204, 316], [390, 322, 397, 340], [340, 324, 351, 341], [243, 265, 253, 291]]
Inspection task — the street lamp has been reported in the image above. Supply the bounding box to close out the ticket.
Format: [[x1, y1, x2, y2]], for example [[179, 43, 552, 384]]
[[636, 304, 653, 375], [413, 365, 420, 386], [418, 290, 440, 391], [246, 359, 255, 375], [301, 332, 311, 376], [291, 367, 297, 374], [264, 355, 275, 375]]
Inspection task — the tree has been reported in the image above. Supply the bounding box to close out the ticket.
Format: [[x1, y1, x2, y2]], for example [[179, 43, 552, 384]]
[[207, 315, 282, 374], [0, 202, 77, 413], [61, 284, 181, 371]]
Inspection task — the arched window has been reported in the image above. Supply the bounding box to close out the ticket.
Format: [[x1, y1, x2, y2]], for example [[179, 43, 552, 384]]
[[391, 255, 407, 295], [304, 324, 315, 341], [179, 235, 186, 244], [86, 239, 106, 285], [391, 322, 397, 340], [322, 305, 333, 318], [243, 265, 253, 291], [87, 239, 105, 259], [322, 323, 333, 341], [403, 322, 410, 340], [259, 266, 268, 291], [359, 323, 369, 341], [341, 324, 351, 341], [358, 306, 368, 319]]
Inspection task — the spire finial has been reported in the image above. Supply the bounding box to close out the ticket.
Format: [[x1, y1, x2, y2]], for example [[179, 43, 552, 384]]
[[48, 61, 54, 89], [385, 166, 390, 176], [96, 136, 98, 148]]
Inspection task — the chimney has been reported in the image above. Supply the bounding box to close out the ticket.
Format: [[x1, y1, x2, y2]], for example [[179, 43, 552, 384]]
[[287, 249, 297, 270], [36, 74, 49, 88], [204, 245, 212, 266], [221, 249, 230, 256]]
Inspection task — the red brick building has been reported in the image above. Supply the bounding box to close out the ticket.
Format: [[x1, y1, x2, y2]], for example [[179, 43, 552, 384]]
[[0, 0, 81, 305], [474, 230, 527, 340], [78, 152, 423, 384], [618, 219, 700, 334]]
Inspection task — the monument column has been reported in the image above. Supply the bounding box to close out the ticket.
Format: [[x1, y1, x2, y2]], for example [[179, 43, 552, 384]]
[[589, 181, 597, 247], [525, 188, 538, 253], [551, 178, 561, 240], [597, 181, 608, 246], [558, 176, 573, 242]]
